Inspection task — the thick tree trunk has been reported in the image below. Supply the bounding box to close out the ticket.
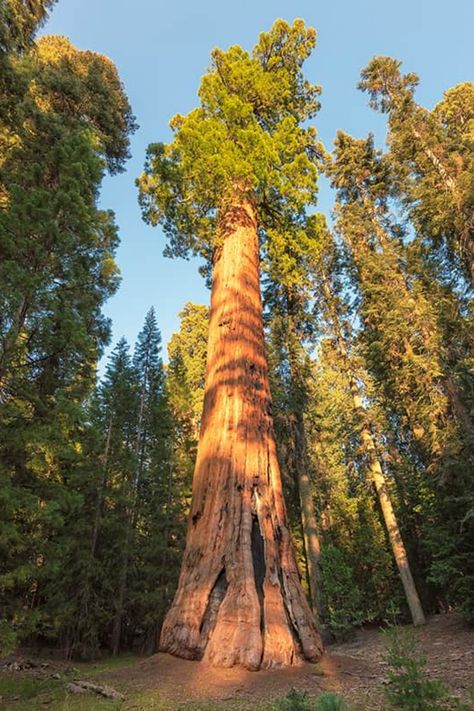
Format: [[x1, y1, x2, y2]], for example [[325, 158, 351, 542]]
[[160, 193, 322, 670]]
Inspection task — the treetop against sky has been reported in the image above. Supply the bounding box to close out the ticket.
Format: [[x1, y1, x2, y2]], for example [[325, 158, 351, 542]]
[[41, 0, 474, 365]]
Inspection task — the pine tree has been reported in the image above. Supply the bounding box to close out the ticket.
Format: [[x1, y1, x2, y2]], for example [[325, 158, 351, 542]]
[[111, 308, 169, 654], [138, 19, 323, 669]]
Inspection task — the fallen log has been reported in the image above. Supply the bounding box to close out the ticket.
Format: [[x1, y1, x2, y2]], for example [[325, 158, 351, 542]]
[[66, 680, 125, 701]]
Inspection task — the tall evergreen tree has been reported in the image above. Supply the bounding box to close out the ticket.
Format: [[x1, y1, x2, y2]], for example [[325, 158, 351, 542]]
[[167, 302, 209, 441], [0, 27, 136, 651], [359, 57, 474, 285], [314, 228, 425, 625], [329, 128, 474, 620], [138, 19, 323, 668], [262, 217, 326, 624]]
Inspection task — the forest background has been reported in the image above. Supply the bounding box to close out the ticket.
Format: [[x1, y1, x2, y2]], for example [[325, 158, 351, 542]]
[[1, 0, 474, 665]]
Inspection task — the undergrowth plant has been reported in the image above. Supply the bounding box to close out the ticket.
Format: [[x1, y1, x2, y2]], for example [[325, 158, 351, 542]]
[[383, 624, 448, 710], [276, 688, 355, 711]]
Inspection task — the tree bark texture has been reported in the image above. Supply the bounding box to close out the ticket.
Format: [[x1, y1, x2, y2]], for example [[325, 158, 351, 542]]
[[159, 194, 323, 669]]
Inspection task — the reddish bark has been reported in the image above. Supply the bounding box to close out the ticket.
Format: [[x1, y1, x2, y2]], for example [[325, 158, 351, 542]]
[[160, 193, 322, 669]]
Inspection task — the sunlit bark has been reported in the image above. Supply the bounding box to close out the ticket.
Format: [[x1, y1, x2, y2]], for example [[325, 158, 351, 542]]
[[160, 192, 322, 669]]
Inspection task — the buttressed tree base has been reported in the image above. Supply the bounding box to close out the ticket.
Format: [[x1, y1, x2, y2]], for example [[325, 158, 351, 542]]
[[160, 192, 322, 669]]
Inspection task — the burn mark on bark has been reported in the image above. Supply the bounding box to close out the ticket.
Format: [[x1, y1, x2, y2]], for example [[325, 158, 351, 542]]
[[199, 567, 228, 653], [251, 514, 265, 632], [192, 511, 201, 526]]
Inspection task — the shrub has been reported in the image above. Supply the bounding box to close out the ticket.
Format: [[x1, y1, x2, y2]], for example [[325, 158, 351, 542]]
[[276, 688, 355, 711], [383, 625, 448, 710], [319, 545, 365, 640]]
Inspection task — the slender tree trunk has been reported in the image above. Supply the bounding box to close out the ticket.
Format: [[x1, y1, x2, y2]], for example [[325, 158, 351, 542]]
[[0, 295, 30, 395], [284, 310, 323, 623], [293, 411, 323, 625], [353, 390, 426, 626], [160, 191, 322, 670], [320, 275, 426, 626], [91, 416, 113, 556]]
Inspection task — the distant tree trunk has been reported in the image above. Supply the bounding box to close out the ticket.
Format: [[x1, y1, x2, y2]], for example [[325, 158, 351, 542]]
[[352, 389, 426, 626], [160, 190, 322, 670], [0, 294, 30, 392], [293, 411, 323, 625], [91, 417, 113, 556], [321, 275, 426, 626], [284, 311, 323, 624]]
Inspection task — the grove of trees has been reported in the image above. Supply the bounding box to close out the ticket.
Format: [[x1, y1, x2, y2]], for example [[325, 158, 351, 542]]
[[1, 1, 473, 670]]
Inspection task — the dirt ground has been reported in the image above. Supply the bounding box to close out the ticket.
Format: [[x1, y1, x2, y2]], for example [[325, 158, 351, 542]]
[[1, 613, 473, 710], [102, 613, 474, 710]]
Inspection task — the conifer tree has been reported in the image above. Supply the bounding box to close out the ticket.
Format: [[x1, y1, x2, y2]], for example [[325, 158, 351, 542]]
[[306, 338, 398, 637], [121, 311, 177, 653], [0, 28, 136, 650], [359, 57, 474, 285], [329, 129, 474, 620], [263, 218, 326, 624], [329, 132, 460, 463], [314, 228, 425, 625], [167, 303, 209, 441], [138, 19, 323, 669], [0, 0, 57, 53]]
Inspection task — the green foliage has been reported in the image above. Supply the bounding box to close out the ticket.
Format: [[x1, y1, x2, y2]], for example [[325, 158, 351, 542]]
[[329, 116, 474, 621], [276, 688, 312, 711], [359, 56, 474, 287], [319, 545, 364, 639], [138, 19, 321, 263], [383, 625, 448, 710], [0, 0, 57, 53], [1, 7, 474, 667], [276, 689, 355, 711], [0, 16, 137, 653], [167, 302, 209, 436]]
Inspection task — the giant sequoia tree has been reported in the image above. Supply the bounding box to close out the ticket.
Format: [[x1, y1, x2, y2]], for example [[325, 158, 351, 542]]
[[138, 19, 323, 669]]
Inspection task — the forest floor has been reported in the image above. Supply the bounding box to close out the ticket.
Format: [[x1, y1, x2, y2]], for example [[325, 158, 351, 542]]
[[1, 613, 473, 710]]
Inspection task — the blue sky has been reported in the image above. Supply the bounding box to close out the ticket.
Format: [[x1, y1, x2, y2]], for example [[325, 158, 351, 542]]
[[41, 0, 474, 368]]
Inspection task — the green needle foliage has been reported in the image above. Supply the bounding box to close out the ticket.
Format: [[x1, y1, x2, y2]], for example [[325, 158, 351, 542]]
[[359, 56, 474, 286], [384, 625, 448, 710], [0, 9, 136, 653], [138, 18, 322, 262]]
